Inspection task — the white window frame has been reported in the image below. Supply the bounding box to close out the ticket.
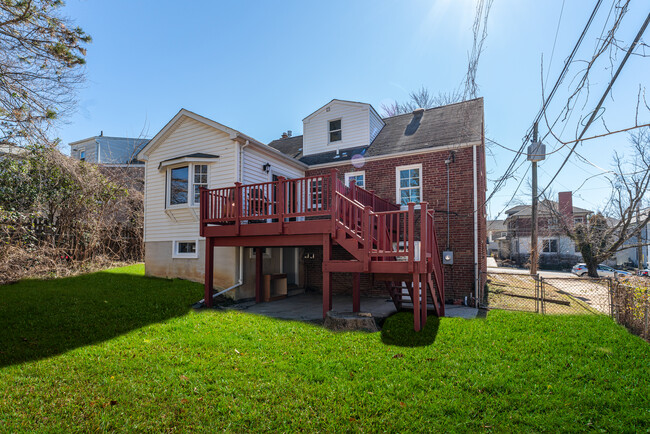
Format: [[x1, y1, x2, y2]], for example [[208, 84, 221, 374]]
[[166, 163, 209, 209], [344, 171, 366, 188], [395, 164, 423, 209], [542, 238, 559, 254], [328, 118, 342, 143], [172, 239, 199, 259]]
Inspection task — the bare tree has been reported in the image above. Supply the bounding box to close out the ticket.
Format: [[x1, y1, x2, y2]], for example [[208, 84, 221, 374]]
[[0, 0, 91, 146], [545, 127, 650, 277], [380, 87, 463, 117]]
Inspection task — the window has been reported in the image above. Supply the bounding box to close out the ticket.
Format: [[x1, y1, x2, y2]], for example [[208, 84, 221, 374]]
[[329, 119, 342, 143], [173, 240, 198, 258], [396, 164, 422, 207], [167, 164, 208, 208], [80, 150, 85, 161], [345, 171, 365, 188], [574, 217, 583, 225], [193, 165, 208, 204], [542, 239, 558, 253], [170, 166, 189, 205]]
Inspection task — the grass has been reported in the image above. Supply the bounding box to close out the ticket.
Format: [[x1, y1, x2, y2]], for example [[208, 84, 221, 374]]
[[0, 265, 649, 432]]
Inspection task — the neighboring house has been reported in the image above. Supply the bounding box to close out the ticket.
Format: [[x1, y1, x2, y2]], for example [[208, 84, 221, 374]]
[[0, 142, 27, 160], [615, 209, 650, 269], [137, 98, 487, 321], [69, 134, 149, 191], [505, 192, 591, 269], [69, 134, 149, 166], [487, 219, 508, 258]]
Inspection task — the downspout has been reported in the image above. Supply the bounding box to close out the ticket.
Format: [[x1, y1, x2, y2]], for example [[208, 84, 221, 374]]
[[201, 140, 249, 305], [473, 144, 479, 305]]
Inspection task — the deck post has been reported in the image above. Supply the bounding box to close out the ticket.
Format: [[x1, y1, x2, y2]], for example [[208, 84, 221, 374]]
[[352, 272, 361, 312], [420, 202, 428, 273], [323, 233, 332, 318], [350, 179, 356, 201], [199, 187, 206, 237], [413, 272, 421, 331], [255, 247, 263, 303], [235, 182, 242, 235], [204, 237, 214, 308], [277, 176, 285, 231], [421, 273, 428, 327], [330, 169, 338, 235], [407, 202, 415, 273]]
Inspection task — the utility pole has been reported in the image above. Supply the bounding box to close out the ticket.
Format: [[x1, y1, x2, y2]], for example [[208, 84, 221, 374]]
[[528, 123, 544, 275]]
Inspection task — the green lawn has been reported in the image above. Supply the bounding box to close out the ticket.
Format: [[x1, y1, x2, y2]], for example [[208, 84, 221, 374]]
[[1, 265, 649, 432]]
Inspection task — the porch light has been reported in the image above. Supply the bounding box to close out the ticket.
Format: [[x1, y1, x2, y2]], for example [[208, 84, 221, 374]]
[[262, 163, 271, 173]]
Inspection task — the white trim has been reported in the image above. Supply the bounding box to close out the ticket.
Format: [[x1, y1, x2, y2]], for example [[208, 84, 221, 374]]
[[344, 170, 365, 188], [307, 140, 482, 169], [541, 238, 560, 254], [172, 239, 199, 259], [328, 118, 342, 144], [158, 156, 217, 171], [395, 163, 422, 208]]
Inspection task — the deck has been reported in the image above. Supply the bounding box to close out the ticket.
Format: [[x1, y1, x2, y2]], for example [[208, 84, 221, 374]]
[[199, 170, 445, 331]]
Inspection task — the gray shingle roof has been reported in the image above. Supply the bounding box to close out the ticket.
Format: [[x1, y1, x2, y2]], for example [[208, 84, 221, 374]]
[[506, 200, 592, 217], [268, 98, 484, 165]]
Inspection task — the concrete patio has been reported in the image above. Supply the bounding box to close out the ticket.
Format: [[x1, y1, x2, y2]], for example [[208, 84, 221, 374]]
[[226, 292, 480, 323]]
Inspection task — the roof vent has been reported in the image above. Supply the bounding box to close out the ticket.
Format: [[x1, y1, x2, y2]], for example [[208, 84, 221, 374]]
[[412, 108, 425, 116], [287, 130, 292, 137]]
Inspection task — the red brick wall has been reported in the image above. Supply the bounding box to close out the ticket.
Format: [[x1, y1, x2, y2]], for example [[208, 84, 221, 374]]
[[304, 144, 488, 303]]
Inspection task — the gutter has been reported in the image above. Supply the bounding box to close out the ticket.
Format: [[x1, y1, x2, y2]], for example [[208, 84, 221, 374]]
[[473, 143, 479, 305]]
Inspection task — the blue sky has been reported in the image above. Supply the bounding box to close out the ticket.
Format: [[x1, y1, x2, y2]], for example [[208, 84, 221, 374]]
[[57, 0, 650, 219]]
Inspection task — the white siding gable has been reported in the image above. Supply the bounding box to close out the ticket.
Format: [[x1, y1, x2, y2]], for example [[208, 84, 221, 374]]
[[143, 117, 237, 242], [302, 100, 384, 156]]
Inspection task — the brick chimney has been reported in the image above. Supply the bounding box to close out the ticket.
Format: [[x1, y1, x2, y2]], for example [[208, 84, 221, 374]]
[[558, 191, 573, 224]]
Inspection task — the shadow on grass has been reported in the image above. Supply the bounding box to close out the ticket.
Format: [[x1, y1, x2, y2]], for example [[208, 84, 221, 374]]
[[381, 312, 439, 347], [0, 266, 201, 368]]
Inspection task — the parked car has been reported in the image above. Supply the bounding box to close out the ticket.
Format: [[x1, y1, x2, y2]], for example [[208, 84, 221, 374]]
[[637, 269, 650, 277], [571, 263, 631, 277]]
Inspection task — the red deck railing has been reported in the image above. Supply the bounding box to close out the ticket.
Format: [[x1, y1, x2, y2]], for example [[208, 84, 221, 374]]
[[200, 170, 444, 310]]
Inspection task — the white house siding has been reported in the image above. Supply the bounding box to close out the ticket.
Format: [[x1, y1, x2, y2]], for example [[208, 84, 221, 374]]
[[142, 116, 239, 288], [144, 117, 237, 242], [302, 101, 371, 156], [369, 108, 384, 143], [243, 145, 304, 184]]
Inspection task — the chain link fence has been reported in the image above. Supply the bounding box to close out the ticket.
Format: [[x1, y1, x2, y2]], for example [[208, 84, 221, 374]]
[[481, 271, 649, 342]]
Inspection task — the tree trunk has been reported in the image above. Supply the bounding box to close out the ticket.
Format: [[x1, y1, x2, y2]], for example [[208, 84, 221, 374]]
[[585, 259, 599, 278]]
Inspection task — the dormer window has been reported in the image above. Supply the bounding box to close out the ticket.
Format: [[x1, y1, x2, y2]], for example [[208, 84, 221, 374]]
[[329, 119, 342, 143]]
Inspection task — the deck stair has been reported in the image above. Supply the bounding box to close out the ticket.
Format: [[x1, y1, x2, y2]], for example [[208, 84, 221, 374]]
[[200, 170, 445, 331]]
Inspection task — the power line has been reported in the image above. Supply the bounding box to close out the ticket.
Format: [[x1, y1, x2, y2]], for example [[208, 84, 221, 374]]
[[539, 11, 650, 197], [485, 0, 604, 206]]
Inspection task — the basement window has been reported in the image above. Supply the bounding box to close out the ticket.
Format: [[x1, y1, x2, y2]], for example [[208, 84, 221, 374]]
[[173, 240, 198, 259], [329, 119, 342, 143]]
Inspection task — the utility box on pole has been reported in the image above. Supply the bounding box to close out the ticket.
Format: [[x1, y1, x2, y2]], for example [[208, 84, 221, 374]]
[[527, 141, 546, 162]]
